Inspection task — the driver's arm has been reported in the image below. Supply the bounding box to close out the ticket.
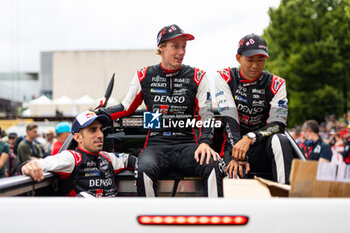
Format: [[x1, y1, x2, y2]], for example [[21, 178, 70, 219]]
[[195, 71, 215, 146], [250, 81, 288, 144], [20, 151, 76, 181], [194, 70, 220, 165], [215, 70, 242, 162]]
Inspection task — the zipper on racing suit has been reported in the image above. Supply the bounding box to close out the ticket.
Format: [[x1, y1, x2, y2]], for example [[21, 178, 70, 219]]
[[170, 75, 173, 92]]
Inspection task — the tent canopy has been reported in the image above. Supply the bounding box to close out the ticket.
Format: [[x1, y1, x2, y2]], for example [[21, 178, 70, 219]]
[[74, 95, 94, 105], [53, 95, 73, 105], [29, 95, 52, 105]]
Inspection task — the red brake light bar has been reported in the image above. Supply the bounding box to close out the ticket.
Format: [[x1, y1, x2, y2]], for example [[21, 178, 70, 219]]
[[137, 215, 248, 225]]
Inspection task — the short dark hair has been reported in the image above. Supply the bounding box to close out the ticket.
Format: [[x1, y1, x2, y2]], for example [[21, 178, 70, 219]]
[[303, 120, 319, 134], [26, 123, 38, 132]]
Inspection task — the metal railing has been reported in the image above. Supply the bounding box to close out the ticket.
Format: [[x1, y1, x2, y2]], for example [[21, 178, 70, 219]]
[[0, 172, 58, 197]]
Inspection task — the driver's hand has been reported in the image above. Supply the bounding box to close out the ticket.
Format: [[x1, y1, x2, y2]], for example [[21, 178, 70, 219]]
[[225, 159, 250, 179], [94, 107, 111, 120], [232, 136, 252, 161], [194, 143, 219, 165], [21, 160, 44, 182]]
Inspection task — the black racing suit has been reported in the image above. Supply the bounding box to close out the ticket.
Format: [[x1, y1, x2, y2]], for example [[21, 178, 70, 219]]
[[215, 67, 293, 184], [101, 64, 224, 197]]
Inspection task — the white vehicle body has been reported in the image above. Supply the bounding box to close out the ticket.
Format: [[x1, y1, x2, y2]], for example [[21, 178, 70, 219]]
[[1, 197, 349, 233]]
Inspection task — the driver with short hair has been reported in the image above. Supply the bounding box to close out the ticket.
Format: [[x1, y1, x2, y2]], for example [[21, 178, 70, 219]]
[[215, 34, 293, 184], [97, 24, 224, 197], [20, 111, 136, 197]]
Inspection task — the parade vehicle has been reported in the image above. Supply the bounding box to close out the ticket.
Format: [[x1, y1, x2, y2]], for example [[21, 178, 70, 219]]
[[1, 75, 349, 232]]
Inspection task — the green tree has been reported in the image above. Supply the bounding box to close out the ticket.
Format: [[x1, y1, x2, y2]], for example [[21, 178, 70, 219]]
[[263, 0, 350, 126]]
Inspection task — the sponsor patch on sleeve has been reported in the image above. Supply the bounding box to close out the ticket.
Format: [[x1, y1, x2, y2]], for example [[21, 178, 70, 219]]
[[194, 68, 206, 85], [218, 68, 231, 83], [137, 66, 148, 82], [270, 75, 285, 95], [278, 100, 288, 109]]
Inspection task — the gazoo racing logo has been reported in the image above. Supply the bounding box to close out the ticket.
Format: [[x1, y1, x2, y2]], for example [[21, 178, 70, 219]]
[[143, 111, 221, 129]]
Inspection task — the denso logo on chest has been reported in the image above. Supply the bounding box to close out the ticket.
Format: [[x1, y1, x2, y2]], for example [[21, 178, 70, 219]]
[[237, 104, 263, 115], [89, 178, 113, 187], [154, 95, 185, 103]]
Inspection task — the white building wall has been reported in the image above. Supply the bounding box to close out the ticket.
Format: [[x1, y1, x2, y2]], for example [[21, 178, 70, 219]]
[[52, 50, 160, 103]]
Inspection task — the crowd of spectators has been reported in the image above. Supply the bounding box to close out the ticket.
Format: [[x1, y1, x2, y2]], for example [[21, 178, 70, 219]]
[[290, 115, 350, 163], [0, 114, 349, 180], [0, 121, 71, 177]]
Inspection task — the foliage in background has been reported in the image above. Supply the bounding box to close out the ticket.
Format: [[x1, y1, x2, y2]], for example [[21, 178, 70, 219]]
[[263, 0, 350, 127]]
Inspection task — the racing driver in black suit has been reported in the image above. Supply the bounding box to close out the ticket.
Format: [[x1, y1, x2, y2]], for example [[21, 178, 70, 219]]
[[215, 34, 293, 184], [97, 24, 224, 197], [20, 111, 136, 197]]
